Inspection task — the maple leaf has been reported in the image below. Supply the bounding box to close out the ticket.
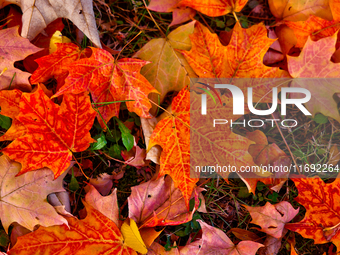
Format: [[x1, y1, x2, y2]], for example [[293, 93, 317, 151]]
[[134, 21, 197, 114], [283, 15, 340, 49], [285, 176, 340, 250], [2, 86, 96, 178], [179, 220, 264, 254], [177, 0, 248, 17], [0, 89, 26, 142], [244, 201, 299, 238], [147, 0, 196, 26], [0, 27, 41, 91], [85, 184, 119, 227], [268, 0, 332, 21], [0, 155, 68, 233], [0, 0, 101, 47], [128, 176, 201, 228], [148, 89, 196, 208], [148, 242, 180, 255], [30, 43, 89, 88], [8, 202, 137, 255], [181, 22, 288, 79], [287, 33, 340, 123], [53, 48, 159, 127]]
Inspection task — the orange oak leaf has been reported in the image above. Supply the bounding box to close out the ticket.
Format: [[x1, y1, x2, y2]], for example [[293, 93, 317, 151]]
[[128, 175, 201, 228], [2, 86, 96, 178], [283, 15, 340, 49], [287, 33, 340, 123], [30, 43, 89, 88], [148, 88, 195, 208], [0, 155, 69, 233], [179, 220, 264, 254], [244, 201, 299, 239], [180, 22, 289, 79], [268, 0, 332, 21], [285, 176, 340, 250], [53, 48, 159, 127], [8, 201, 137, 255], [0, 27, 42, 91], [147, 0, 196, 26], [177, 0, 247, 17], [0, 89, 26, 142]]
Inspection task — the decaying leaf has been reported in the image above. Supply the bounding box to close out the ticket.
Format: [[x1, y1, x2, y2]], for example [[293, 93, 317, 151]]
[[244, 201, 299, 239], [0, 27, 41, 91], [1, 0, 101, 47], [128, 175, 201, 228], [0, 155, 68, 233], [179, 220, 264, 254], [134, 21, 196, 114], [2, 86, 96, 178]]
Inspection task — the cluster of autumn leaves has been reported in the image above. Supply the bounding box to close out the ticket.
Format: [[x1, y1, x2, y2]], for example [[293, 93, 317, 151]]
[[0, 0, 340, 254]]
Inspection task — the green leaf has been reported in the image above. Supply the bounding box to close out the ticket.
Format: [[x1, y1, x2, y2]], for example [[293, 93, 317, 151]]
[[109, 144, 124, 159], [0, 114, 11, 130], [313, 113, 328, 124], [69, 168, 80, 192], [116, 118, 134, 151], [0, 230, 9, 247], [91, 133, 107, 150]]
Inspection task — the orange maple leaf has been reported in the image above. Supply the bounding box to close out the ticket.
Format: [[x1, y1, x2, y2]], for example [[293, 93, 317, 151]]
[[53, 48, 159, 127], [177, 0, 248, 17], [148, 88, 195, 209], [8, 202, 137, 255], [180, 22, 289, 79], [30, 43, 89, 88], [2, 86, 96, 178], [285, 176, 340, 250]]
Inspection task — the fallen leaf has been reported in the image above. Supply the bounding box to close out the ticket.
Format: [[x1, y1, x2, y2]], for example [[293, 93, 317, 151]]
[[288, 33, 340, 123], [181, 22, 288, 79], [148, 88, 196, 208], [2, 86, 96, 178], [30, 42, 89, 88], [147, 0, 196, 26], [0, 155, 68, 233], [244, 201, 299, 238], [258, 229, 288, 255], [141, 116, 162, 164], [0, 27, 41, 91], [328, 145, 340, 166], [121, 218, 148, 254], [8, 201, 137, 255], [177, 0, 248, 17], [89, 173, 114, 196], [128, 175, 200, 228], [147, 242, 180, 255], [179, 220, 264, 254], [285, 176, 340, 250], [3, 0, 101, 47], [85, 184, 119, 227], [134, 21, 197, 114], [53, 48, 159, 127], [268, 0, 332, 21]]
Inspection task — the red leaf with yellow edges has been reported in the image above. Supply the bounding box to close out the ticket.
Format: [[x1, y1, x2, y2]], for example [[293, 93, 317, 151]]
[[8, 202, 137, 255], [53, 48, 159, 127], [30, 43, 89, 88], [148, 88, 195, 209], [180, 22, 289, 79], [2, 85, 96, 178], [177, 0, 247, 17], [285, 176, 340, 250]]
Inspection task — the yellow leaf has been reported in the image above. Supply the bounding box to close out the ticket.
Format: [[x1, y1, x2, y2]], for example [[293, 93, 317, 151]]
[[121, 218, 148, 254], [49, 31, 72, 54]]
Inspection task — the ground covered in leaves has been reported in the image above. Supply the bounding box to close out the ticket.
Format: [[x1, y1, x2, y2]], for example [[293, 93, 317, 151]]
[[0, 0, 340, 254]]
